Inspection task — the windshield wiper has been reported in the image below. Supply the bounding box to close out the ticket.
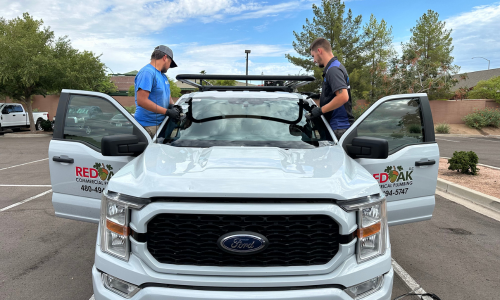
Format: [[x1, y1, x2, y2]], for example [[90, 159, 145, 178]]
[[184, 98, 308, 125]]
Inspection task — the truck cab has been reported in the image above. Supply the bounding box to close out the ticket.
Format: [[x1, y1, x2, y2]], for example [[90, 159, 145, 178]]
[[49, 75, 438, 300]]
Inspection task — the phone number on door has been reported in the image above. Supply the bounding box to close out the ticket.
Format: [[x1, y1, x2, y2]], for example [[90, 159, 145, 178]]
[[383, 188, 408, 197]]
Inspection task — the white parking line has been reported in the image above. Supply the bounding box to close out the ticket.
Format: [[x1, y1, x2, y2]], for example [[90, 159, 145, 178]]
[[0, 189, 52, 212], [0, 158, 48, 171], [465, 137, 500, 143], [435, 138, 459, 142], [0, 185, 52, 187], [89, 295, 94, 300], [392, 259, 432, 299]]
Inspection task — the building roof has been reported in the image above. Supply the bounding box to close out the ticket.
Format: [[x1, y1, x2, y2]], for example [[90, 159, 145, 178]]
[[451, 68, 500, 91]]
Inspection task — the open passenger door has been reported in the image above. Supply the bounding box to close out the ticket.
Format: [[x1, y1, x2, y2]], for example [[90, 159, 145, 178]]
[[340, 94, 439, 226], [49, 90, 152, 223]]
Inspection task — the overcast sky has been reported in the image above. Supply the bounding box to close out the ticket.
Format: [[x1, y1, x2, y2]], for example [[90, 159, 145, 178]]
[[2, 0, 499, 80]]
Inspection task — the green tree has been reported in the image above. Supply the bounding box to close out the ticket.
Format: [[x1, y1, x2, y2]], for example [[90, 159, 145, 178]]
[[169, 77, 182, 98], [363, 14, 395, 103], [286, 0, 367, 98], [0, 13, 116, 132], [389, 10, 459, 99], [468, 76, 500, 103], [128, 85, 135, 97]]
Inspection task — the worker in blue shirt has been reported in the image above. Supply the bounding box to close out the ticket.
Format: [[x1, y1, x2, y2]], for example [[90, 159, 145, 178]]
[[135, 45, 181, 137], [306, 38, 354, 140]]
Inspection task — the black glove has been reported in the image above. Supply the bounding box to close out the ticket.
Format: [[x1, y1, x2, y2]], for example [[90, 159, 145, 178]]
[[165, 106, 181, 120], [306, 107, 323, 120]]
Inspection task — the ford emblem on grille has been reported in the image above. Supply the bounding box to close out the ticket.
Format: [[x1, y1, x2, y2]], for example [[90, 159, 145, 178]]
[[217, 231, 269, 255]]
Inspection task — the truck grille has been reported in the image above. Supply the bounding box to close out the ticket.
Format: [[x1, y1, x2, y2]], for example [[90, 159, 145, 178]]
[[146, 214, 340, 267]]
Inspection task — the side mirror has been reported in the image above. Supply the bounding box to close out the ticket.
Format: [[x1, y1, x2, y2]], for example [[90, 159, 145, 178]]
[[101, 134, 147, 156], [346, 137, 388, 159]]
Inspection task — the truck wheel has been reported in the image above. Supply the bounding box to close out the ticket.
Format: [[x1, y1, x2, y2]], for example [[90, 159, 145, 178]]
[[85, 126, 92, 134], [36, 119, 44, 131]]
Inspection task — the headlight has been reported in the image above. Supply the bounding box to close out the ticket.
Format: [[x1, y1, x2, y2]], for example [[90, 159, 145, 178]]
[[341, 194, 387, 263], [100, 191, 146, 261]]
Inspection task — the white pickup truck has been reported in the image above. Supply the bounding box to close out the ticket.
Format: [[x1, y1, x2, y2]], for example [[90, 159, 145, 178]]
[[0, 103, 49, 131]]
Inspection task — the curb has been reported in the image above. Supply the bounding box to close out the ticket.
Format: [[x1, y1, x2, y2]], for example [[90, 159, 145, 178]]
[[437, 178, 500, 213], [435, 134, 500, 138]]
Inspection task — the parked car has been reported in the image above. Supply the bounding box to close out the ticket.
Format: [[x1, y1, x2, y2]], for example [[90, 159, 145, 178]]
[[49, 76, 439, 300], [108, 114, 133, 128], [0, 103, 49, 131]]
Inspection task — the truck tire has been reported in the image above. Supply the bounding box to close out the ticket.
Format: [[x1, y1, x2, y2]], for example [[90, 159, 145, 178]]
[[36, 119, 44, 131]]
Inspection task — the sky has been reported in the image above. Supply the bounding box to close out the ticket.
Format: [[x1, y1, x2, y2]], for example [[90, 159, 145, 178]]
[[2, 0, 500, 82]]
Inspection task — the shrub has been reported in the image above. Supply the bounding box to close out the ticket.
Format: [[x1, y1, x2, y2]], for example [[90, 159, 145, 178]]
[[407, 124, 422, 134], [448, 151, 479, 175], [353, 103, 370, 120], [40, 119, 53, 131], [463, 108, 500, 129], [124, 105, 136, 114], [435, 123, 450, 134], [32, 108, 39, 112]]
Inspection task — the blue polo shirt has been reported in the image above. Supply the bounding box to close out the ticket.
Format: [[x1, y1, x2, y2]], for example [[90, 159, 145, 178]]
[[320, 57, 353, 130], [134, 64, 170, 127]]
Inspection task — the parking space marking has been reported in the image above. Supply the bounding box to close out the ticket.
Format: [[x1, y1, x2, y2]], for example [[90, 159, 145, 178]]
[[0, 184, 52, 187], [0, 189, 52, 212], [392, 259, 432, 299], [0, 158, 48, 171], [89, 295, 94, 300], [465, 137, 500, 143], [435, 138, 459, 142]]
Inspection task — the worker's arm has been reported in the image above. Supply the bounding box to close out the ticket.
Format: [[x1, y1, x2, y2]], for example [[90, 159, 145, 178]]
[[320, 89, 349, 114], [136, 89, 168, 115], [170, 95, 175, 105]]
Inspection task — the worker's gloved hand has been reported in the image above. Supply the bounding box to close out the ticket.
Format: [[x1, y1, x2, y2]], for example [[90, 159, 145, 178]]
[[306, 107, 323, 120], [165, 107, 181, 120]]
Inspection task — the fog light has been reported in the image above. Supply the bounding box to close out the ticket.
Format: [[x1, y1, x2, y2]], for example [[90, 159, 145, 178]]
[[344, 275, 383, 299], [101, 273, 140, 298]]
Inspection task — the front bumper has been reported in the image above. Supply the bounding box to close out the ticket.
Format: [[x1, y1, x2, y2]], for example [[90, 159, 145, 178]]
[[92, 266, 394, 300]]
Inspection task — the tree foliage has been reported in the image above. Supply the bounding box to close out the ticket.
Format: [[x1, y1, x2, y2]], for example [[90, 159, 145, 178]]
[[0, 13, 116, 131], [388, 10, 459, 99], [362, 14, 395, 103], [286, 0, 366, 98], [288, 4, 461, 103], [169, 77, 182, 98], [467, 76, 500, 102]]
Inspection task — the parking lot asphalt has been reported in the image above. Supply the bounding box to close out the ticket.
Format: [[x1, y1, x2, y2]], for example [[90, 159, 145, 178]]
[[436, 135, 500, 168], [2, 135, 498, 300]]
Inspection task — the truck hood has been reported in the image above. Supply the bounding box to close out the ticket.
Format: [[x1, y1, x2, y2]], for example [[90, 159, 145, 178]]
[[108, 144, 379, 200]]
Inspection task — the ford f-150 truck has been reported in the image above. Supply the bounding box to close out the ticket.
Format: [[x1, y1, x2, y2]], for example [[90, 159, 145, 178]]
[[49, 75, 438, 300], [0, 103, 49, 131]]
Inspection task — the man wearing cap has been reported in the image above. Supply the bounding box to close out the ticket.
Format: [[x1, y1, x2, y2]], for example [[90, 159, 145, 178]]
[[135, 45, 180, 137], [307, 38, 354, 141]]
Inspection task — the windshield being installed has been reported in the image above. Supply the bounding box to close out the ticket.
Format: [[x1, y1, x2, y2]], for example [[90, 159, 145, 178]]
[[161, 97, 332, 149]]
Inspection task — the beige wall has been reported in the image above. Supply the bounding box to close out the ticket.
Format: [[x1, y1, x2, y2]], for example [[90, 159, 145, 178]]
[[355, 99, 500, 124], [5, 95, 181, 120]]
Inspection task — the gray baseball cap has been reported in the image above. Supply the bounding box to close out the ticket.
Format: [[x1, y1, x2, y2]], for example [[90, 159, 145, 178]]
[[154, 45, 178, 68]]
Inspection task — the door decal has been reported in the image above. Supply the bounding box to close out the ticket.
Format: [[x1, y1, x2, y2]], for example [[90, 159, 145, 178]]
[[75, 163, 116, 194], [373, 165, 414, 197]]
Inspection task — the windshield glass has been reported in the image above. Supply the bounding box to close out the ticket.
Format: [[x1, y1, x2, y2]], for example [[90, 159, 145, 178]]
[[160, 97, 332, 149]]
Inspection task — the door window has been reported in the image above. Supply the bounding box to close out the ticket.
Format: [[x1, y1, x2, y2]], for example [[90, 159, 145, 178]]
[[355, 98, 424, 153], [14, 105, 24, 112], [63, 95, 135, 149]]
